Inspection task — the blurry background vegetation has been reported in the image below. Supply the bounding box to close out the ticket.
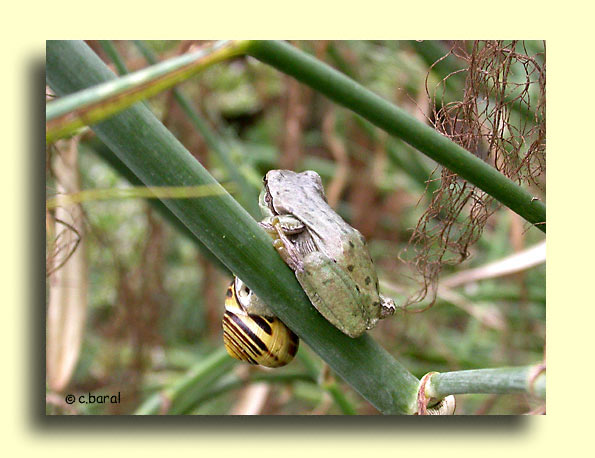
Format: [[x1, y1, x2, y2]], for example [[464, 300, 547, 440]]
[[46, 40, 545, 415]]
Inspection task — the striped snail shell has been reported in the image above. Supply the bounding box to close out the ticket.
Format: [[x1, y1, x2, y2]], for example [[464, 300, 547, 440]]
[[425, 395, 456, 415], [223, 277, 299, 368]]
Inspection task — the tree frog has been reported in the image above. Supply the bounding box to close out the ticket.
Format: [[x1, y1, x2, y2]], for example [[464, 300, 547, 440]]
[[258, 170, 396, 338]]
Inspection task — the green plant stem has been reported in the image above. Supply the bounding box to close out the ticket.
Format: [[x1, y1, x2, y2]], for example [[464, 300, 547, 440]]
[[135, 347, 236, 415], [80, 137, 228, 272], [46, 40, 251, 143], [427, 365, 546, 400], [47, 40, 420, 415], [185, 372, 317, 414], [246, 41, 545, 232], [410, 40, 465, 78], [409, 39, 466, 103], [297, 350, 358, 415], [322, 379, 358, 415], [132, 40, 260, 218], [98, 41, 129, 76], [410, 40, 539, 123], [325, 45, 439, 195]]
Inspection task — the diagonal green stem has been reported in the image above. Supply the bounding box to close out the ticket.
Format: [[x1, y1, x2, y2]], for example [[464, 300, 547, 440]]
[[46, 40, 250, 143], [81, 138, 229, 272], [134, 347, 235, 415], [132, 40, 260, 218], [245, 40, 545, 232], [98, 40, 130, 76], [46, 40, 419, 415]]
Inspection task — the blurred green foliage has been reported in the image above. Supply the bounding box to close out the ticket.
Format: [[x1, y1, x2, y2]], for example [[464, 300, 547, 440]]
[[46, 40, 545, 415]]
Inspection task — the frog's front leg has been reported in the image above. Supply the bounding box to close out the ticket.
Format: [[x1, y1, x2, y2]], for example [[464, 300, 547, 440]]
[[260, 214, 305, 236], [259, 215, 305, 272]]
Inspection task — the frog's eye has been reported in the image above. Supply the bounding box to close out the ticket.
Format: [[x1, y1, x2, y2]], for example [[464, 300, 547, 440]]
[[223, 281, 299, 368]]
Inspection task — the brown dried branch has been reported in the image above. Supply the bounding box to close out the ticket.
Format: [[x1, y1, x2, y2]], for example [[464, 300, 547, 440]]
[[404, 41, 546, 306]]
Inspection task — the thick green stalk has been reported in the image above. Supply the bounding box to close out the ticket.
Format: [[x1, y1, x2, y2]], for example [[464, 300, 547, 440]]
[[427, 365, 546, 400], [80, 137, 228, 272], [47, 40, 419, 414], [246, 41, 545, 232], [46, 40, 250, 143], [133, 40, 260, 218]]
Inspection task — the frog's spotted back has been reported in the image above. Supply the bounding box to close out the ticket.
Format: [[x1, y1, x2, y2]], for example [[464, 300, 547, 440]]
[[259, 169, 397, 338]]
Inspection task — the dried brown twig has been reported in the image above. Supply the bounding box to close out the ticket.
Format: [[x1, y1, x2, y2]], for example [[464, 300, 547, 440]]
[[403, 41, 546, 306]]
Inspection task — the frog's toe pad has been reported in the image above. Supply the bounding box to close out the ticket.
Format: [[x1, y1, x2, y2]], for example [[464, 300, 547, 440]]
[[380, 295, 397, 317]]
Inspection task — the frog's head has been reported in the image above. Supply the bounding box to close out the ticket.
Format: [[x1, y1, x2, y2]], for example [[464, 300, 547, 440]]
[[298, 170, 326, 199], [263, 169, 328, 216]]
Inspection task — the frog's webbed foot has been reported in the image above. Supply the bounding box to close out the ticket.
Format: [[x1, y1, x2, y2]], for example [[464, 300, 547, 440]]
[[379, 294, 396, 318], [264, 216, 304, 272]]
